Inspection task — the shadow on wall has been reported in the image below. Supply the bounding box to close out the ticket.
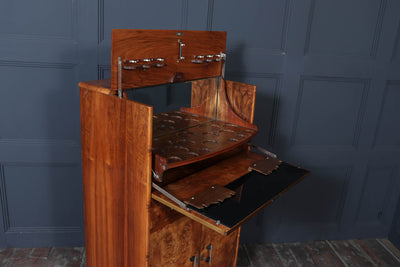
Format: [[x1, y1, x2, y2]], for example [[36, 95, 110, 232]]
[[46, 70, 85, 247], [226, 42, 279, 152], [240, 166, 347, 243], [227, 43, 289, 243], [227, 44, 346, 244], [389, 196, 400, 249]]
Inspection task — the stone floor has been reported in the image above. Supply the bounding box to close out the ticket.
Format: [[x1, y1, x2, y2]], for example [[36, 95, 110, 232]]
[[0, 239, 399, 266]]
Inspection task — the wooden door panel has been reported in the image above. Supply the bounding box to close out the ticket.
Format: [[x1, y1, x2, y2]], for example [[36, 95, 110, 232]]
[[200, 226, 240, 267], [149, 216, 202, 267]]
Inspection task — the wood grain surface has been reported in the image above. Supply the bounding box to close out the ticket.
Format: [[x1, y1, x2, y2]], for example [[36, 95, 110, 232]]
[[152, 77, 259, 183], [1, 239, 399, 266], [153, 144, 248, 186], [225, 80, 257, 123], [152, 110, 211, 138], [200, 226, 240, 267], [149, 216, 202, 267], [152, 151, 264, 235], [238, 239, 400, 267], [328, 240, 375, 266], [217, 79, 258, 129], [355, 239, 400, 266], [152, 116, 258, 181], [161, 151, 263, 200], [80, 86, 152, 267], [244, 243, 284, 267], [182, 77, 219, 119], [78, 80, 112, 94], [183, 184, 236, 209], [152, 150, 310, 236], [249, 157, 282, 176], [149, 200, 183, 234], [152, 192, 232, 236], [111, 30, 226, 90]]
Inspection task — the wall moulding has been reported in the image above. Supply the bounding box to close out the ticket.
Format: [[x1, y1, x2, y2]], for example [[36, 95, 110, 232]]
[[290, 76, 370, 149], [0, 60, 76, 70], [372, 80, 400, 150], [303, 0, 387, 58]]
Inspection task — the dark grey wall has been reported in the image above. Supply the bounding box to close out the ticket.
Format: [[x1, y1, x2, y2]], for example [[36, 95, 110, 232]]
[[1, 0, 400, 248], [0, 0, 88, 247], [390, 196, 400, 248]]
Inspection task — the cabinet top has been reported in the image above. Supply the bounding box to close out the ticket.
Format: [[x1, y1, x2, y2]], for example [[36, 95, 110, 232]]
[[110, 29, 227, 92]]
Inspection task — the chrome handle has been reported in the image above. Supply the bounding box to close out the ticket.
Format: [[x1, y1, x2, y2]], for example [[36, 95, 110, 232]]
[[205, 244, 213, 264], [190, 256, 198, 267], [121, 58, 166, 71], [177, 39, 185, 62], [190, 52, 226, 64]]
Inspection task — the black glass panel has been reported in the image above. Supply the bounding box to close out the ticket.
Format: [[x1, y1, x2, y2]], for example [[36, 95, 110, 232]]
[[188, 162, 309, 228]]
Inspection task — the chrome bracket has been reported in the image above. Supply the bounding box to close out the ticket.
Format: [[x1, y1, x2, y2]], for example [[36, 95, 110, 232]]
[[220, 52, 226, 78], [152, 182, 188, 210], [248, 143, 277, 158], [117, 57, 123, 98]]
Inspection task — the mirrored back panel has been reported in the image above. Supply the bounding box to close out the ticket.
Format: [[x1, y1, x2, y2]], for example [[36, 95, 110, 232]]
[[126, 77, 220, 138]]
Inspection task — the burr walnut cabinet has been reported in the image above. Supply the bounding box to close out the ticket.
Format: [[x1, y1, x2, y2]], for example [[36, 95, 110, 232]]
[[79, 30, 309, 266]]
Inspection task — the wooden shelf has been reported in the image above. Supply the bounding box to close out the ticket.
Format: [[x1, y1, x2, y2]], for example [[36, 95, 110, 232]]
[[152, 150, 310, 235], [152, 110, 258, 183], [152, 151, 261, 235]]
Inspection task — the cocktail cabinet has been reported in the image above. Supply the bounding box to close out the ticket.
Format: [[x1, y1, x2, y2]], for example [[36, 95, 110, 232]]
[[79, 30, 309, 266]]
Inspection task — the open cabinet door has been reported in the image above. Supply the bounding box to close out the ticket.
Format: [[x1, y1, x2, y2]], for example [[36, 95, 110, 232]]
[[80, 87, 153, 266]]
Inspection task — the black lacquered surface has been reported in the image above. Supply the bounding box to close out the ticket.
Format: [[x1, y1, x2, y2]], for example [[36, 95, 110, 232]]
[[188, 162, 309, 228]]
